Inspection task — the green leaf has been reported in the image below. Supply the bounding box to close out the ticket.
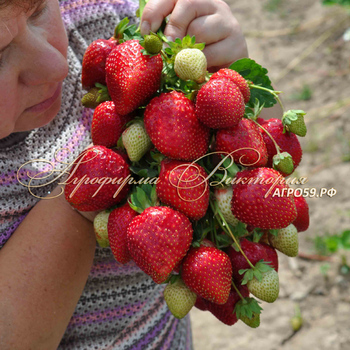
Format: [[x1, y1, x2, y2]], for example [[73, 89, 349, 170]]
[[341, 230, 350, 249], [136, 186, 149, 208], [241, 269, 254, 285], [234, 297, 263, 319], [129, 166, 159, 178], [253, 269, 262, 282], [270, 229, 279, 237], [114, 17, 130, 39], [255, 260, 273, 271], [229, 58, 276, 108], [322, 0, 350, 6], [252, 228, 265, 242], [193, 43, 205, 50], [231, 221, 248, 238], [216, 233, 233, 249]]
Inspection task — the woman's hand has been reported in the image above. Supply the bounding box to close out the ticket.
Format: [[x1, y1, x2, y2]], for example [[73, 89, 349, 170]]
[[140, 0, 248, 71]]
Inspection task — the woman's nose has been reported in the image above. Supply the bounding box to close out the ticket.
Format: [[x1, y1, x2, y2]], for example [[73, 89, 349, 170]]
[[19, 30, 69, 86]]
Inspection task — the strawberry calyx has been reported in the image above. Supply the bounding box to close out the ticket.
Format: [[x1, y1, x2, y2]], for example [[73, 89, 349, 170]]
[[129, 184, 158, 213], [231, 281, 262, 328], [282, 110, 307, 137], [161, 34, 205, 63], [244, 98, 265, 121], [81, 84, 111, 109], [114, 17, 130, 41], [239, 259, 274, 285]]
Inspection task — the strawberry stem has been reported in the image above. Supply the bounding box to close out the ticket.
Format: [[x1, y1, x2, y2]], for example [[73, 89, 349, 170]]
[[210, 200, 255, 270], [251, 119, 282, 156], [249, 84, 284, 111], [231, 280, 245, 301]]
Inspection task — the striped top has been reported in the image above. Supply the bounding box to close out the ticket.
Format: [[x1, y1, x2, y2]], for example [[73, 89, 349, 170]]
[[0, 1, 192, 349]]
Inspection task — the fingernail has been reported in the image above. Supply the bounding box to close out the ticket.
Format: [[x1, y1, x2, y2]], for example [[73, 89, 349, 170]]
[[166, 36, 174, 42], [140, 21, 150, 36]]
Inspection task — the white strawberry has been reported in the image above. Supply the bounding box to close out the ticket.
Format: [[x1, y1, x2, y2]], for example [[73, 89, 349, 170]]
[[163, 278, 197, 319], [122, 121, 152, 162], [174, 48, 207, 83], [269, 224, 299, 257], [93, 210, 110, 247], [247, 269, 279, 303], [214, 186, 239, 226]]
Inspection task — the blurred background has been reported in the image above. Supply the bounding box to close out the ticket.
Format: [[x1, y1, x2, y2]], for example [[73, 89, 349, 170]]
[[190, 0, 350, 349]]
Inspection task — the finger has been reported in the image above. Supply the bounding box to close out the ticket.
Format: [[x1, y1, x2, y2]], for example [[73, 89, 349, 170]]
[[164, 0, 217, 40], [203, 36, 248, 70], [186, 14, 232, 46], [140, 0, 177, 35]]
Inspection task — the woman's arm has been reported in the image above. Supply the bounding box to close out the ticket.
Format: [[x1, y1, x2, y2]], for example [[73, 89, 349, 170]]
[[0, 186, 96, 350]]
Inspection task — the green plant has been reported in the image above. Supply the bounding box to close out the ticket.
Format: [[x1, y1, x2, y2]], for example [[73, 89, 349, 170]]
[[264, 0, 284, 12], [290, 84, 313, 101], [322, 0, 350, 7], [314, 230, 350, 276], [314, 230, 350, 255]]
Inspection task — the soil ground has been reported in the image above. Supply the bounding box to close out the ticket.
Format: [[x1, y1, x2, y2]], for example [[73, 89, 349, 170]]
[[190, 1, 350, 349]]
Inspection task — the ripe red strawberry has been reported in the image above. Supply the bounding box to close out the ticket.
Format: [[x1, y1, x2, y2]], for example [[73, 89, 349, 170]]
[[82, 38, 118, 90], [292, 195, 309, 232], [259, 118, 302, 174], [144, 91, 210, 161], [231, 168, 297, 229], [156, 159, 209, 221], [174, 238, 216, 275], [195, 77, 245, 129], [210, 68, 251, 104], [64, 145, 130, 211], [194, 295, 208, 311], [200, 238, 216, 248], [108, 202, 138, 264], [91, 101, 133, 148], [227, 238, 278, 282], [182, 246, 232, 304], [127, 206, 193, 284], [216, 118, 268, 168], [106, 39, 163, 115], [196, 284, 249, 326]]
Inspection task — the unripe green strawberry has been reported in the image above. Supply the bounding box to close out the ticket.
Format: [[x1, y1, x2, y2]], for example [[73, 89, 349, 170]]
[[122, 121, 152, 162], [163, 278, 197, 319], [93, 210, 110, 247], [247, 269, 279, 303], [269, 224, 299, 257], [214, 187, 239, 226], [273, 152, 294, 176], [144, 33, 163, 54], [282, 110, 307, 137], [174, 48, 207, 83], [240, 312, 260, 328]]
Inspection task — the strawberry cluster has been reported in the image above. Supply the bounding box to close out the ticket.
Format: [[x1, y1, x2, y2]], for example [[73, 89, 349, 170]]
[[65, 10, 310, 329]]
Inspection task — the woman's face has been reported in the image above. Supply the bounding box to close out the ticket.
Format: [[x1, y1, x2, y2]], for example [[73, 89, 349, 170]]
[[0, 0, 69, 139]]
